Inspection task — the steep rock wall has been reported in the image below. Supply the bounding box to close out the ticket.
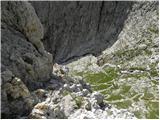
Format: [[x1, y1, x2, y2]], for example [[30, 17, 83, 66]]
[[31, 1, 133, 63], [1, 1, 53, 88], [1, 1, 53, 118]]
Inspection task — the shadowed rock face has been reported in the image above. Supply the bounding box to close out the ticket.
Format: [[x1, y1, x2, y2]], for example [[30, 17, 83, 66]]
[[31, 1, 133, 63], [1, 1, 53, 88], [1, 1, 53, 118]]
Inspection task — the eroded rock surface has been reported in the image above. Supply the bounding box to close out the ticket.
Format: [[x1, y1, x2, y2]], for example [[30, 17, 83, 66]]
[[1, 1, 52, 118], [1, 1, 53, 88], [31, 1, 133, 63], [66, 1, 159, 119], [1, 67, 33, 118], [29, 69, 136, 119]]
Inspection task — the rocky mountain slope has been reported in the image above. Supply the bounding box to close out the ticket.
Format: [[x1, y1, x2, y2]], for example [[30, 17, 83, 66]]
[[66, 1, 159, 119], [1, 1, 159, 119]]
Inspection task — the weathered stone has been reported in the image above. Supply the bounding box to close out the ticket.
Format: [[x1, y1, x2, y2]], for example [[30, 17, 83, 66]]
[[91, 92, 104, 105], [1, 1, 53, 89], [60, 95, 77, 117], [82, 89, 90, 96], [1, 76, 33, 118], [60, 66, 69, 74], [84, 99, 91, 111], [69, 84, 77, 91], [1, 1, 53, 118], [29, 102, 48, 119], [63, 84, 70, 91]]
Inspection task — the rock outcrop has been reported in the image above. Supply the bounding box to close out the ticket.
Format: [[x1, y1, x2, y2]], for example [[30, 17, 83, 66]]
[[1, 1, 53, 88], [31, 1, 133, 63], [66, 1, 159, 119], [1, 1, 52, 118]]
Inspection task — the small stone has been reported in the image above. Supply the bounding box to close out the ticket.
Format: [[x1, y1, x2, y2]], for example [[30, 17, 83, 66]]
[[60, 66, 69, 74], [70, 84, 77, 91], [35, 89, 47, 98], [91, 92, 104, 104], [139, 44, 147, 49], [146, 65, 150, 71], [84, 100, 91, 110], [75, 92, 83, 96], [63, 84, 70, 90], [32, 109, 44, 116], [91, 99, 100, 109], [83, 83, 92, 92], [82, 89, 89, 96], [77, 84, 83, 90], [121, 70, 129, 74], [34, 102, 48, 110]]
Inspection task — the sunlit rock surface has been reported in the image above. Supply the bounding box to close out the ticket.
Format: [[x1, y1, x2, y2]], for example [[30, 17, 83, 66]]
[[66, 2, 159, 118]]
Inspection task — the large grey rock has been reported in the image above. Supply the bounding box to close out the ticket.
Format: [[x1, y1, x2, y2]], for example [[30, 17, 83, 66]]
[[31, 1, 133, 63], [1, 1, 53, 88], [2, 1, 44, 53], [1, 1, 53, 118], [1, 71, 33, 118], [60, 95, 77, 117], [91, 92, 104, 105]]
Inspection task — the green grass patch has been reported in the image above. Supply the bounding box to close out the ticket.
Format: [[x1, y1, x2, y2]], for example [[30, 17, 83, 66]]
[[106, 94, 123, 101], [133, 110, 143, 119], [151, 80, 158, 85], [62, 90, 71, 96], [148, 26, 159, 34], [121, 85, 131, 93], [150, 70, 158, 77], [123, 72, 149, 79], [145, 101, 159, 119], [74, 96, 84, 108], [149, 63, 158, 77], [144, 49, 152, 56], [142, 88, 155, 100], [92, 84, 111, 91], [84, 67, 119, 85], [113, 48, 145, 63], [114, 100, 132, 109], [129, 66, 146, 71]]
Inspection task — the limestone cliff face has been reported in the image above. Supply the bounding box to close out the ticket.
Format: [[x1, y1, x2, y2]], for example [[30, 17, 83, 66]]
[[1, 1, 53, 87], [31, 1, 133, 63], [1, 1, 53, 118]]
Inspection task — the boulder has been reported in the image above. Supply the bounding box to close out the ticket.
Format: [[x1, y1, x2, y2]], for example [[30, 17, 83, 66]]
[[1, 1, 53, 118], [91, 92, 104, 105], [60, 95, 77, 117], [1, 74, 33, 118]]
